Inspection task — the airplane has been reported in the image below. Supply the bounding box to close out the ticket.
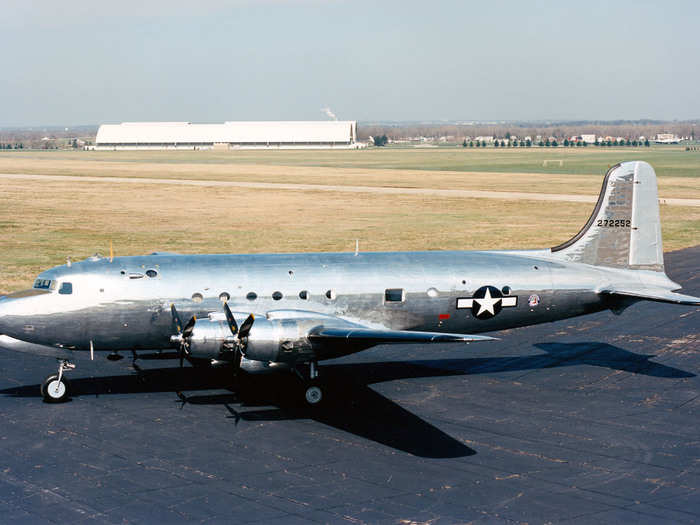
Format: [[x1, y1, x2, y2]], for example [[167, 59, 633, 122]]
[[0, 160, 697, 405]]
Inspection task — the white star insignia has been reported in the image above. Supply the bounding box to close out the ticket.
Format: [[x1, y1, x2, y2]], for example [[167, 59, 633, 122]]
[[473, 288, 501, 317]]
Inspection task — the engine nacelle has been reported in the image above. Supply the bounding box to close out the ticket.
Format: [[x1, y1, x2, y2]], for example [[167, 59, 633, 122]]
[[244, 316, 312, 362], [184, 314, 313, 363], [187, 318, 233, 359]]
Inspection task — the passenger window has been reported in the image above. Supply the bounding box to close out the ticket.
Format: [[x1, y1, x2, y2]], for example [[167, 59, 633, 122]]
[[385, 288, 404, 302], [59, 282, 73, 295]]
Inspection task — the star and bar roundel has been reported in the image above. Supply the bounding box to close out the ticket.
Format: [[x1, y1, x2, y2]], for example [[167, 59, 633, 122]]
[[456, 286, 518, 320]]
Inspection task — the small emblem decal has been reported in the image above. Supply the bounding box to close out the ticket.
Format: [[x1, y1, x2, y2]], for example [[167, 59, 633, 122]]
[[456, 286, 517, 320], [528, 294, 540, 307]]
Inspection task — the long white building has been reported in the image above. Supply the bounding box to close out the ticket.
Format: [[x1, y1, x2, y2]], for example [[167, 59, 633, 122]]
[[94, 121, 360, 150]]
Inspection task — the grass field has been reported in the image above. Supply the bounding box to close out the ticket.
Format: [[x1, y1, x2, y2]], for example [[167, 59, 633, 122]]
[[0, 147, 698, 294]]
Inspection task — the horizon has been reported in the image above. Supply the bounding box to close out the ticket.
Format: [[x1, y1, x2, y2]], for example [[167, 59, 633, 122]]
[[2, 118, 699, 132]]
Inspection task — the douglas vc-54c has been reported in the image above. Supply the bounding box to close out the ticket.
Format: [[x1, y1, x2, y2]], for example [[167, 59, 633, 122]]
[[0, 161, 697, 404]]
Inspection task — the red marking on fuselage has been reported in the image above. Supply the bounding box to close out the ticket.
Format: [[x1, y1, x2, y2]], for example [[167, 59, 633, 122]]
[[438, 314, 450, 320]]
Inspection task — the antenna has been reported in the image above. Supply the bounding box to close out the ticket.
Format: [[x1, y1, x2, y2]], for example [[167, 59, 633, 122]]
[[354, 239, 359, 256], [109, 240, 114, 262]]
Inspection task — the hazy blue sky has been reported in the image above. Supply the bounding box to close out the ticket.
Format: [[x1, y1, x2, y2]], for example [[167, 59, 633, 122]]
[[2, 0, 699, 126]]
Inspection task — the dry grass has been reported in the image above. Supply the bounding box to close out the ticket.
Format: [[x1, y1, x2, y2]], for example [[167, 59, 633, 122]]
[[1, 176, 698, 294], [0, 154, 697, 199]]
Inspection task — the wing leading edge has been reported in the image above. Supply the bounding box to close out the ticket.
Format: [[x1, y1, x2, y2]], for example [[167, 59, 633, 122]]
[[309, 327, 496, 345]]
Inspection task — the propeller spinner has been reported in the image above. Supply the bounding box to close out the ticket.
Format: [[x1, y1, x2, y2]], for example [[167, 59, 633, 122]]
[[170, 304, 195, 367]]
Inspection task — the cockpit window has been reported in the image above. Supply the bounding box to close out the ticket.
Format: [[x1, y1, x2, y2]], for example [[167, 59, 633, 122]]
[[58, 282, 73, 295], [33, 279, 53, 290]]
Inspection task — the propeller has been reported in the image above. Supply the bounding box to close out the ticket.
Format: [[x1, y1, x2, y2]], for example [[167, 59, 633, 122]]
[[223, 302, 254, 371], [170, 304, 195, 367]]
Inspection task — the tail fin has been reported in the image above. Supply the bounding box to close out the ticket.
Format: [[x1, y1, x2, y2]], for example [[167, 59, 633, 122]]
[[551, 161, 664, 271]]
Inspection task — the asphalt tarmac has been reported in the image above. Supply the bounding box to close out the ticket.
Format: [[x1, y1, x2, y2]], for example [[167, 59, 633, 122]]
[[0, 247, 698, 524]]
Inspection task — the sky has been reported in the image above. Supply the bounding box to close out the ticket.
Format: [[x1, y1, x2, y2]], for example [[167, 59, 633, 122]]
[[2, 0, 699, 126]]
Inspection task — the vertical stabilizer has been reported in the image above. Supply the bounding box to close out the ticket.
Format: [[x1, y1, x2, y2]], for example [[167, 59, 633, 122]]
[[551, 161, 664, 271]]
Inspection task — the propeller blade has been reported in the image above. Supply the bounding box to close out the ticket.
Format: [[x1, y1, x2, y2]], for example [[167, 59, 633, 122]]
[[182, 315, 196, 338], [175, 315, 196, 368], [223, 302, 238, 336], [238, 314, 255, 340], [171, 304, 183, 334]]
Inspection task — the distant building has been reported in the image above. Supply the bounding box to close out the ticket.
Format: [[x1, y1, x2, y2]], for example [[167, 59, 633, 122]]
[[655, 133, 680, 144], [475, 136, 494, 143], [94, 121, 361, 150], [580, 134, 596, 144]]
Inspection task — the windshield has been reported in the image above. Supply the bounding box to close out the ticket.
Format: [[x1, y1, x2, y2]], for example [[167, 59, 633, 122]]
[[33, 279, 54, 290]]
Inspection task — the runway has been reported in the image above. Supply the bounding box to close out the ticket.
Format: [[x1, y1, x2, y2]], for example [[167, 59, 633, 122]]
[[1, 172, 699, 207], [0, 246, 698, 524]]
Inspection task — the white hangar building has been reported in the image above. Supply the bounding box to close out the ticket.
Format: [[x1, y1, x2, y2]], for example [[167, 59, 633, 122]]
[[94, 121, 360, 150]]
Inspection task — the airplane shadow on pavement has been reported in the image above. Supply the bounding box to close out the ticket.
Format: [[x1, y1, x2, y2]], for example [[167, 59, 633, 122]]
[[0, 342, 694, 458]]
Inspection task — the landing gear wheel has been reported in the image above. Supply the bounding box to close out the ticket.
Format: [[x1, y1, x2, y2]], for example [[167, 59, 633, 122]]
[[41, 374, 70, 403], [305, 384, 323, 406]]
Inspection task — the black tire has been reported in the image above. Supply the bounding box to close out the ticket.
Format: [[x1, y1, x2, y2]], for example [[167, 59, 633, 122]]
[[40, 374, 70, 403], [304, 381, 324, 406]]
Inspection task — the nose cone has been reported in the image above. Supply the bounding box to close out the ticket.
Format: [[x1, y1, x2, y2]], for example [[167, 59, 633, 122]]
[[0, 295, 22, 337], [0, 296, 10, 334]]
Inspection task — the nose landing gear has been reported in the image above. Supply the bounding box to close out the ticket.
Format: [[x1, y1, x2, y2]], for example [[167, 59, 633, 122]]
[[40, 359, 75, 403]]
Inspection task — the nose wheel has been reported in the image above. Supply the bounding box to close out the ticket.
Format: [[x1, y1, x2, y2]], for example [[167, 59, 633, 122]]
[[40, 360, 74, 403]]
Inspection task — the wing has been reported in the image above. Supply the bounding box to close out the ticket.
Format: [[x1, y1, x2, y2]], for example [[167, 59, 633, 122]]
[[309, 327, 495, 344], [263, 310, 495, 345]]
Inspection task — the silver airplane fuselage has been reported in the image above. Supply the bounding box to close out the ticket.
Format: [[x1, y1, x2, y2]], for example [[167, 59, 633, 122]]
[[0, 249, 642, 356]]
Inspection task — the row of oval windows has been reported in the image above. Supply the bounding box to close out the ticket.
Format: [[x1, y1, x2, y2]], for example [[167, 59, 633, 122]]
[[192, 289, 335, 303], [191, 286, 513, 304]]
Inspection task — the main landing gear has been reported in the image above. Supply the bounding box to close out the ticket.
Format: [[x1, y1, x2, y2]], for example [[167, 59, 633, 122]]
[[40, 359, 75, 403], [298, 361, 324, 407]]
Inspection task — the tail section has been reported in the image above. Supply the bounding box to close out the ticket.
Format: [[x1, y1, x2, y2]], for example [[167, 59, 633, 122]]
[[551, 161, 664, 271], [551, 160, 700, 306]]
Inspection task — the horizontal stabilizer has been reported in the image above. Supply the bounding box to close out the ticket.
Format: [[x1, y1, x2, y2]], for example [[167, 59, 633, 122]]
[[309, 327, 496, 344], [600, 288, 700, 306]]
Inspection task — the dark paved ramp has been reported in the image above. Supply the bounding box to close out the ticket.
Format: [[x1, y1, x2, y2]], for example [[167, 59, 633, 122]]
[[1, 247, 698, 524]]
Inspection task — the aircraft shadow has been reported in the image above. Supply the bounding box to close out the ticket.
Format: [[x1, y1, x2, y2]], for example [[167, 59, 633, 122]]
[[0, 341, 693, 458]]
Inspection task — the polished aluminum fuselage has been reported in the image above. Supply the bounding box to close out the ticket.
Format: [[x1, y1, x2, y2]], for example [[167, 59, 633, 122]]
[[0, 249, 630, 359]]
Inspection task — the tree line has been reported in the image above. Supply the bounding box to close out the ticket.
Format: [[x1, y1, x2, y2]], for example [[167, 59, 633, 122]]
[[359, 121, 697, 143]]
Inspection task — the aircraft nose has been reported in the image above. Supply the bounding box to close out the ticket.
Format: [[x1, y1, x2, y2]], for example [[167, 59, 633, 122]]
[[0, 298, 7, 333], [0, 296, 14, 335]]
